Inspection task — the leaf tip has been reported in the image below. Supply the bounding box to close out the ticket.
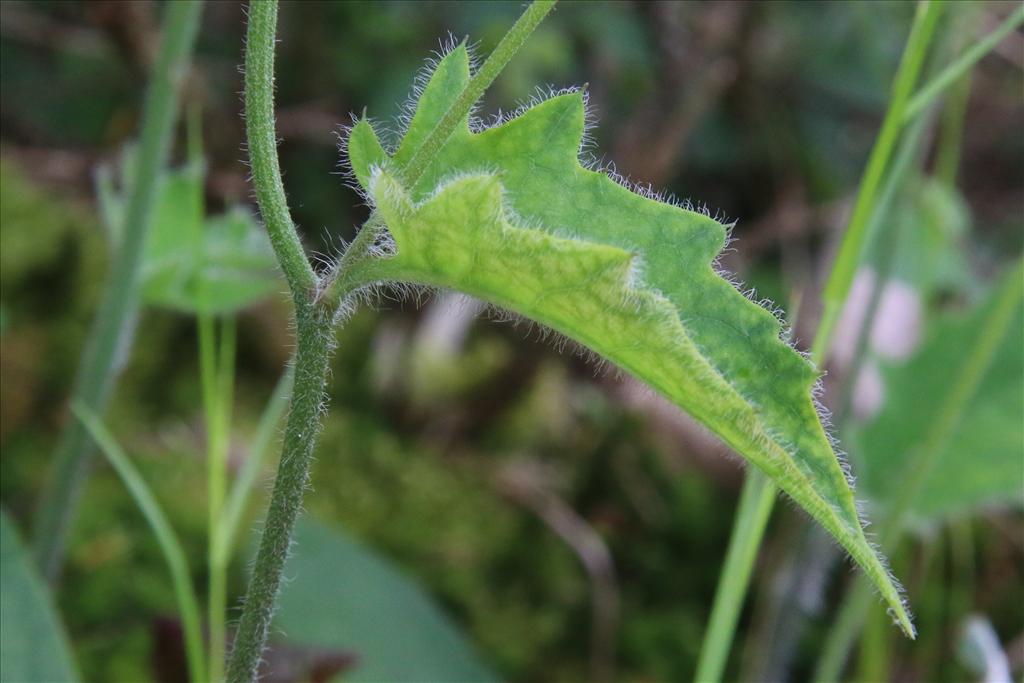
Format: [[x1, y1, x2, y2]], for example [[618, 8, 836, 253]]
[[345, 119, 388, 192], [890, 599, 916, 639]]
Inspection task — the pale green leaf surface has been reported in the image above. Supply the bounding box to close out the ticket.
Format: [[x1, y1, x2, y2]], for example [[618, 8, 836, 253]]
[[853, 271, 1024, 524], [0, 511, 79, 683], [272, 518, 498, 683], [143, 204, 282, 315], [345, 45, 913, 634]]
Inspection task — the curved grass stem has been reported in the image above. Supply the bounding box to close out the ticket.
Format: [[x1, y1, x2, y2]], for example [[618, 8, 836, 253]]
[[811, 0, 944, 363], [902, 4, 1024, 123], [73, 404, 207, 683]]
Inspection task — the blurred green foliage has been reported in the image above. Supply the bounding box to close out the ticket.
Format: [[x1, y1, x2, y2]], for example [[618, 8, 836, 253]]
[[0, 511, 79, 682], [856, 268, 1024, 524], [274, 518, 499, 682], [97, 148, 281, 315], [1, 2, 1022, 682]]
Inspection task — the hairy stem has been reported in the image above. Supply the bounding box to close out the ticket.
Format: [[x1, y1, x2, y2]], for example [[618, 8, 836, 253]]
[[228, 4, 333, 680], [32, 0, 204, 580], [225, 303, 333, 683], [244, 0, 317, 297], [230, 3, 556, 679]]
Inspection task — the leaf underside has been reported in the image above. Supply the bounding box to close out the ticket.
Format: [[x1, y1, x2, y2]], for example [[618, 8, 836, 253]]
[[344, 45, 912, 635]]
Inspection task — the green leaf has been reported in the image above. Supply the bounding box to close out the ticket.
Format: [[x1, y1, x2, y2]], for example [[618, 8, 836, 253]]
[[346, 45, 913, 634], [98, 155, 281, 315], [272, 518, 498, 683], [853, 269, 1024, 524], [143, 203, 282, 315], [0, 511, 79, 683], [346, 119, 387, 191]]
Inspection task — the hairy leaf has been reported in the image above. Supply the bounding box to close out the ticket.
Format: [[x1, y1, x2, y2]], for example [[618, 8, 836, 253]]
[[0, 511, 79, 682], [853, 269, 1024, 524], [344, 46, 912, 634], [272, 518, 498, 683]]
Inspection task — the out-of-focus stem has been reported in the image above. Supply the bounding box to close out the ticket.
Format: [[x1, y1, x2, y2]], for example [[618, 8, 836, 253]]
[[74, 404, 207, 683], [203, 315, 235, 683], [812, 0, 944, 363], [694, 472, 775, 683], [32, 0, 204, 581]]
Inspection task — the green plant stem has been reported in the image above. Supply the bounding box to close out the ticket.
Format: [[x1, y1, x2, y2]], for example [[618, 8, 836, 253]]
[[693, 6, 943, 677], [229, 3, 556, 680], [225, 303, 334, 683], [811, 0, 943, 364], [933, 4, 980, 189], [228, 6, 337, 680], [73, 403, 206, 683], [202, 315, 236, 683], [216, 366, 293, 562], [244, 0, 317, 298], [318, 213, 386, 309], [933, 69, 971, 188], [856, 571, 891, 683], [694, 472, 775, 683], [31, 0, 204, 581], [902, 4, 1024, 124], [835, 116, 929, 424], [812, 258, 1022, 683]]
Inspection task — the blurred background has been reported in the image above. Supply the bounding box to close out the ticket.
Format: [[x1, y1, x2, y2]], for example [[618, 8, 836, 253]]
[[1, 1, 1022, 682]]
